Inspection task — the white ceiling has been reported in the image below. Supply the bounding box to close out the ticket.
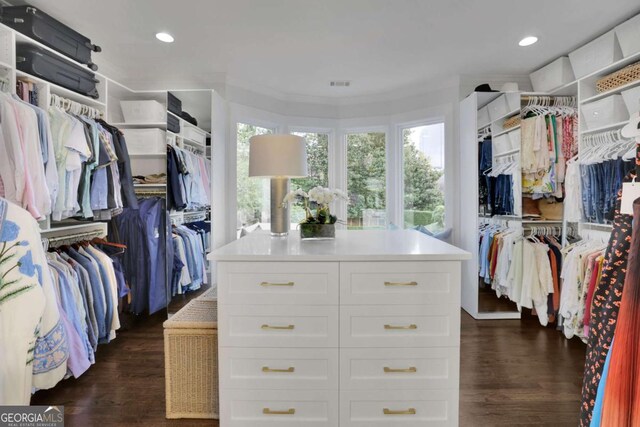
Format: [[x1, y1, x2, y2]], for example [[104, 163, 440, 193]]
[[24, 0, 640, 100]]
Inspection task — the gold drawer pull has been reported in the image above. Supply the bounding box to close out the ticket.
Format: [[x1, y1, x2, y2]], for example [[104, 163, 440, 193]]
[[384, 324, 417, 330], [263, 408, 295, 415], [261, 324, 295, 330], [260, 281, 294, 287], [262, 366, 295, 373], [384, 281, 418, 286], [384, 366, 417, 373], [384, 408, 416, 415]]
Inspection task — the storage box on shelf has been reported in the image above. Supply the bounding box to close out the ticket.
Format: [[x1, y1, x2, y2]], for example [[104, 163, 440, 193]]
[[615, 13, 640, 58], [581, 94, 628, 130], [120, 100, 166, 123], [622, 85, 640, 115], [530, 57, 575, 92], [477, 106, 490, 128], [122, 129, 166, 155], [487, 95, 508, 121], [183, 126, 207, 145], [569, 31, 623, 79], [493, 133, 511, 155]]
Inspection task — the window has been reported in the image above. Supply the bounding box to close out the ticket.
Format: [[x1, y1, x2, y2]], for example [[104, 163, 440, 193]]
[[346, 132, 386, 229], [290, 131, 329, 224], [236, 123, 273, 229], [402, 123, 445, 231]]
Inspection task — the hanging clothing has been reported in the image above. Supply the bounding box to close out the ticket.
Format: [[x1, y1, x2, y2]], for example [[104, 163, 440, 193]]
[[114, 197, 168, 315], [0, 198, 68, 405], [580, 158, 634, 224], [167, 145, 211, 211], [599, 197, 640, 426], [580, 171, 637, 426], [170, 221, 210, 296]]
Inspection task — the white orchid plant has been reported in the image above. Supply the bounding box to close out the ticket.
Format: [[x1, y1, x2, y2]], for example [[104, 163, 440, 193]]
[[282, 186, 348, 224]]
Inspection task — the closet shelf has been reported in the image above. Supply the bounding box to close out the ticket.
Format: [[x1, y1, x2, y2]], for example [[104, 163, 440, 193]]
[[581, 49, 640, 81], [134, 183, 167, 187], [40, 222, 108, 235], [14, 31, 106, 80], [490, 108, 520, 126], [16, 69, 106, 108], [494, 148, 520, 157], [580, 121, 628, 135], [548, 80, 579, 96], [493, 125, 521, 138], [580, 222, 613, 229], [581, 78, 640, 105], [129, 153, 166, 158], [167, 110, 211, 137], [111, 122, 167, 130], [167, 130, 207, 149]]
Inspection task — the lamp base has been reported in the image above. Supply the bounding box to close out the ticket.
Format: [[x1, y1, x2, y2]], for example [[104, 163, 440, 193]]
[[270, 178, 290, 236]]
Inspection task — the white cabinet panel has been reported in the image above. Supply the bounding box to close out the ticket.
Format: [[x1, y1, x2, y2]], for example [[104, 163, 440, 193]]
[[340, 262, 460, 305], [219, 262, 339, 305], [340, 305, 460, 348], [220, 347, 338, 390], [340, 390, 458, 427], [340, 347, 459, 390], [219, 305, 339, 348], [221, 389, 338, 427]]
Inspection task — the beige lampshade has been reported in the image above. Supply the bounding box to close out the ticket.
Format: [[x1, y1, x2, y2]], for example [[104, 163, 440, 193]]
[[248, 134, 308, 177]]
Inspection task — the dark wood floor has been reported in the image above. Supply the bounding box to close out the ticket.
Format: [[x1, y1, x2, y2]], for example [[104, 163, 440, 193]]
[[32, 308, 586, 426]]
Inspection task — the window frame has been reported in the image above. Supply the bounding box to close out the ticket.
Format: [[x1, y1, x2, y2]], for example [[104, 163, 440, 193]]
[[397, 118, 447, 230], [343, 126, 389, 229]]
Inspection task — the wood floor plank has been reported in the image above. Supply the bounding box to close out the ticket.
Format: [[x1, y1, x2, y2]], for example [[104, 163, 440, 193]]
[[32, 308, 586, 426]]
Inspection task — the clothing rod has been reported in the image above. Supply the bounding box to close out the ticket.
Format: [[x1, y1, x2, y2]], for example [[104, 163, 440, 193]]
[[520, 95, 575, 101], [46, 229, 105, 246]]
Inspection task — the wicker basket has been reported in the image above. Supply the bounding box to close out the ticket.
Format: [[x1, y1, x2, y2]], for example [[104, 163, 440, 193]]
[[502, 115, 521, 130], [197, 287, 216, 301], [163, 299, 218, 419], [596, 61, 640, 93]]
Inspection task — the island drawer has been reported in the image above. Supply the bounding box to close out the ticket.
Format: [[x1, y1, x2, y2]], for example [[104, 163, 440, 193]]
[[339, 262, 460, 305], [340, 389, 458, 426], [219, 262, 339, 305], [340, 305, 460, 348], [220, 389, 338, 426], [340, 347, 458, 390], [220, 347, 338, 390], [219, 305, 339, 348]]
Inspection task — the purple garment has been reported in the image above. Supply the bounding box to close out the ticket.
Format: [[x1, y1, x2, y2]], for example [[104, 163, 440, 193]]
[[56, 302, 90, 378]]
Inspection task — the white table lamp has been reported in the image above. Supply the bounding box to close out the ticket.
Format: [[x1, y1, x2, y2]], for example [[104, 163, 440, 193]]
[[249, 134, 308, 236]]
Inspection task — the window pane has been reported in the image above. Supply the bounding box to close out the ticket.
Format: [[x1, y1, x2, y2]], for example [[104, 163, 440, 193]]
[[291, 132, 329, 225], [403, 123, 445, 231], [236, 123, 273, 232], [347, 132, 386, 229]]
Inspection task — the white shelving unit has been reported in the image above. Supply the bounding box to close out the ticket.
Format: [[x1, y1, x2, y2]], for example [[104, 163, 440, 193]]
[[461, 20, 640, 320]]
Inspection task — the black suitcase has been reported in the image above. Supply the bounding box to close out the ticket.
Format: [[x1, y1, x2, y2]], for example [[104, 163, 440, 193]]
[[17, 43, 100, 99], [2, 5, 101, 71], [167, 92, 182, 116], [167, 113, 180, 133]]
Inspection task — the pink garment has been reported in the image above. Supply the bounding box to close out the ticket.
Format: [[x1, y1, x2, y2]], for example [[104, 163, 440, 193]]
[[9, 100, 42, 219]]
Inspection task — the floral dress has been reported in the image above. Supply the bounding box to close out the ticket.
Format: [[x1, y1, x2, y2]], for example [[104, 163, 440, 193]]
[[0, 198, 68, 404]]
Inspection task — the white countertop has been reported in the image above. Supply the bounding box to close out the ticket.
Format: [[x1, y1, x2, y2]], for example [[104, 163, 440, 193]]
[[209, 229, 471, 262]]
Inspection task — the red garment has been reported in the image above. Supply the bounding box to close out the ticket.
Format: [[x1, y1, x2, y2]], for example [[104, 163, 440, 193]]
[[583, 256, 603, 337]]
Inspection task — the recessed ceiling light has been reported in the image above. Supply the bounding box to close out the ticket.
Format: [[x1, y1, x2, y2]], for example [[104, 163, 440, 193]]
[[519, 36, 538, 47], [156, 32, 174, 43]]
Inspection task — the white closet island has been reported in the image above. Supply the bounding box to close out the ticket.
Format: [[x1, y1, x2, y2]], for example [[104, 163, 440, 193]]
[[209, 229, 470, 427]]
